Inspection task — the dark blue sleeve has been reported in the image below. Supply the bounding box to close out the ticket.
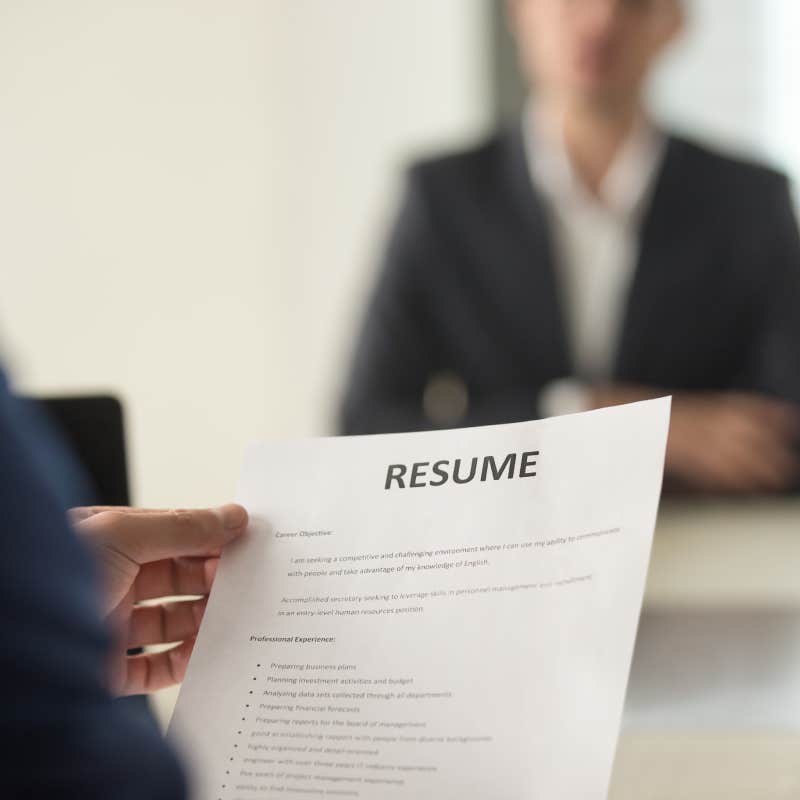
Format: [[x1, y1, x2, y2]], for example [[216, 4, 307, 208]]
[[0, 371, 186, 799]]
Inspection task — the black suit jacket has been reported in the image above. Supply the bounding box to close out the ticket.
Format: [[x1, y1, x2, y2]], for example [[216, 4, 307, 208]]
[[0, 371, 186, 799], [340, 129, 800, 435]]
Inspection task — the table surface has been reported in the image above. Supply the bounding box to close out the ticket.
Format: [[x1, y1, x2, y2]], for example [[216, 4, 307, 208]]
[[609, 733, 800, 800], [643, 497, 800, 610]]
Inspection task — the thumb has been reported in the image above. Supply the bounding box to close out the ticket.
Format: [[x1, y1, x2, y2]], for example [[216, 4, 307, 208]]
[[77, 505, 248, 566]]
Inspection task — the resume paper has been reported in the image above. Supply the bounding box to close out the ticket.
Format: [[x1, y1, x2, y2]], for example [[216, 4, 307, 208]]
[[170, 399, 670, 799]]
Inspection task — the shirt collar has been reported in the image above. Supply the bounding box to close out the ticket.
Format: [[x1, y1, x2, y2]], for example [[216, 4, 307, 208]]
[[523, 99, 666, 221]]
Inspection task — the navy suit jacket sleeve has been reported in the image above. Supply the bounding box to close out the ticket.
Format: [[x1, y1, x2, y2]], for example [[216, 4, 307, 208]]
[[0, 371, 186, 799]]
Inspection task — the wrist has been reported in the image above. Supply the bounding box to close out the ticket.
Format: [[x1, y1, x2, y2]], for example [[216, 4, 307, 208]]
[[539, 379, 591, 418]]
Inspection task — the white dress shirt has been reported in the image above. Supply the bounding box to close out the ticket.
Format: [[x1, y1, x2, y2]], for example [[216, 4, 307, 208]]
[[522, 105, 666, 417]]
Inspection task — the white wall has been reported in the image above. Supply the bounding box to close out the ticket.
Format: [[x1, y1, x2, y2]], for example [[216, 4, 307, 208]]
[[651, 0, 800, 194], [650, 0, 767, 155], [761, 0, 800, 190], [0, 1, 490, 508]]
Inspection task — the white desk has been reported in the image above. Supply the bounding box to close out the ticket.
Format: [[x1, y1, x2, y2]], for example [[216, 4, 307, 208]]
[[644, 498, 800, 610], [622, 498, 800, 796], [609, 733, 800, 800]]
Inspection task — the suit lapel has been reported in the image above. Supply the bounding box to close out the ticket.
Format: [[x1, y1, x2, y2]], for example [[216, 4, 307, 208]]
[[492, 128, 572, 377], [614, 137, 698, 380]]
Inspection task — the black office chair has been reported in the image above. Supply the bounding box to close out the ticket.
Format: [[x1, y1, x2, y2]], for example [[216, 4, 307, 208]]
[[35, 395, 130, 507]]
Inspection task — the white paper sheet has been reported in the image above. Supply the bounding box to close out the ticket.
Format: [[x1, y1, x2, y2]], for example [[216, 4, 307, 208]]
[[170, 399, 670, 799]]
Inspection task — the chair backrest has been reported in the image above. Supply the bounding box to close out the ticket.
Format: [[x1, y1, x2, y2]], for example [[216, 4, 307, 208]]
[[35, 395, 130, 507]]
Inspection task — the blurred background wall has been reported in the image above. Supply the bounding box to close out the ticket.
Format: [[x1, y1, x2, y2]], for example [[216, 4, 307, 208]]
[[1, 0, 799, 509], [0, 0, 489, 508]]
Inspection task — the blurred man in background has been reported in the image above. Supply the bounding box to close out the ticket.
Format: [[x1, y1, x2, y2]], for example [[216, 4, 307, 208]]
[[341, 0, 800, 494]]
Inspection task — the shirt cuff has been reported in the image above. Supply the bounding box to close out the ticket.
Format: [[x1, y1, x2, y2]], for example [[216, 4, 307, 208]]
[[539, 379, 592, 419]]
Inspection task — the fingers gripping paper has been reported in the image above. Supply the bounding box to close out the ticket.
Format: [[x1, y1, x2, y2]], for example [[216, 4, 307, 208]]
[[169, 399, 670, 799]]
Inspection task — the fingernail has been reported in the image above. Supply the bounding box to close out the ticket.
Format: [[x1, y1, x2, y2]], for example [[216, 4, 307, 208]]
[[217, 504, 248, 531]]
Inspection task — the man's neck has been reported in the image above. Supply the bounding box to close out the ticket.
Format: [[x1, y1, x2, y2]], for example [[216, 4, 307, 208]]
[[559, 97, 645, 198]]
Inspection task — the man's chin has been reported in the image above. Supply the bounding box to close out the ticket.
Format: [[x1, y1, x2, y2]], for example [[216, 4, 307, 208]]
[[569, 82, 638, 115]]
